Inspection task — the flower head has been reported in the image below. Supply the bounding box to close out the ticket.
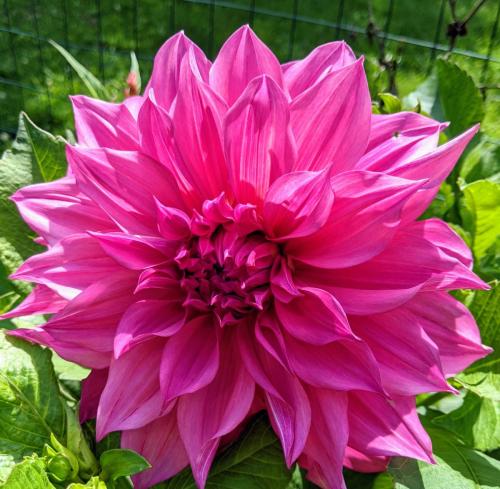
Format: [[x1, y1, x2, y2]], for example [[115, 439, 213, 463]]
[[4, 26, 491, 489]]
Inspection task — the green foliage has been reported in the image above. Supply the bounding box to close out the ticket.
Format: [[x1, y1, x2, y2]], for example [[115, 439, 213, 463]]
[[388, 425, 500, 489], [163, 414, 292, 489], [0, 456, 56, 489], [49, 41, 111, 101], [0, 333, 66, 481], [404, 59, 484, 138], [99, 449, 150, 482]]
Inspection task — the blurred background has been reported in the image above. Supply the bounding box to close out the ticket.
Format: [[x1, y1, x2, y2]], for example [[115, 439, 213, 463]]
[[0, 0, 499, 150]]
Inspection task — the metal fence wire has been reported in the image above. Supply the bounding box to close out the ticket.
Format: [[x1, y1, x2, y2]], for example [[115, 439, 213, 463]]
[[0, 0, 499, 136]]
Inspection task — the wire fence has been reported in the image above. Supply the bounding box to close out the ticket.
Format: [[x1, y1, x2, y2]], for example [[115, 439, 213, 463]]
[[0, 0, 499, 137]]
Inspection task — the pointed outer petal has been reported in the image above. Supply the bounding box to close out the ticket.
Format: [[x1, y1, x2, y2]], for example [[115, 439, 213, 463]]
[[79, 368, 108, 423], [405, 292, 492, 376], [170, 51, 229, 204], [155, 200, 191, 240], [11, 234, 122, 300], [11, 177, 114, 245], [160, 316, 219, 404], [404, 218, 473, 268], [89, 232, 174, 270], [70, 95, 138, 149], [301, 389, 348, 489], [294, 262, 422, 316], [285, 333, 384, 393], [343, 447, 389, 473], [0, 285, 67, 319], [270, 256, 302, 304], [349, 313, 456, 396], [223, 75, 296, 206], [356, 130, 441, 173], [367, 111, 446, 152], [145, 32, 210, 111], [290, 58, 371, 173], [9, 271, 138, 369], [122, 411, 189, 489], [283, 41, 356, 98], [209, 25, 284, 106], [286, 171, 427, 268], [67, 145, 185, 234], [294, 223, 487, 316], [394, 125, 479, 222], [274, 286, 353, 345], [395, 223, 487, 291], [348, 392, 434, 463], [263, 169, 334, 240], [96, 338, 166, 439], [177, 330, 255, 487], [114, 299, 185, 358], [237, 323, 311, 466]]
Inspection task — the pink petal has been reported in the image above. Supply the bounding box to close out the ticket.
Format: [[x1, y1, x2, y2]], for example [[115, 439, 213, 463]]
[[9, 271, 137, 369], [350, 312, 455, 396], [287, 171, 426, 268], [171, 51, 228, 203], [80, 368, 108, 422], [70, 95, 138, 149], [405, 292, 492, 376], [275, 287, 352, 345], [11, 176, 114, 245], [224, 75, 296, 205], [144, 32, 210, 111], [90, 232, 173, 270], [96, 338, 166, 439], [11, 234, 122, 299], [0, 284, 67, 319], [177, 330, 255, 488], [357, 131, 441, 173], [160, 316, 219, 404], [367, 111, 446, 152], [114, 299, 185, 357], [155, 200, 191, 240], [122, 410, 189, 489], [237, 323, 310, 466], [343, 447, 389, 473], [285, 333, 384, 393], [263, 169, 334, 240], [301, 388, 348, 489], [404, 218, 473, 268], [290, 58, 371, 173], [283, 41, 356, 98], [348, 392, 434, 463], [67, 145, 185, 234], [210, 25, 284, 106], [394, 125, 479, 222]]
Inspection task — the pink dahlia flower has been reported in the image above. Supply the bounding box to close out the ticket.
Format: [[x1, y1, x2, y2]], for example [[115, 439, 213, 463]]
[[3, 26, 492, 489]]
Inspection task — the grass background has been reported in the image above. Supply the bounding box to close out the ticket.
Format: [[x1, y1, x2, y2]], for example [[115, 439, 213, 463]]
[[0, 0, 499, 144]]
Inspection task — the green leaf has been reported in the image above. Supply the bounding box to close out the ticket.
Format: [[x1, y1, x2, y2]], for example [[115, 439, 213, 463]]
[[0, 333, 66, 481], [0, 112, 67, 301], [49, 40, 110, 100], [456, 282, 500, 405], [100, 449, 150, 481], [460, 136, 500, 184], [460, 180, 500, 261], [404, 59, 484, 138], [163, 414, 292, 489], [377, 93, 402, 114], [388, 425, 500, 488], [0, 456, 55, 489], [68, 477, 108, 489], [432, 391, 500, 451]]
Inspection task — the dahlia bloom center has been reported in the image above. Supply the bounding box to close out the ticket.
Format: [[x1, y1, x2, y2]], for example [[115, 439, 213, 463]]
[[175, 199, 279, 325]]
